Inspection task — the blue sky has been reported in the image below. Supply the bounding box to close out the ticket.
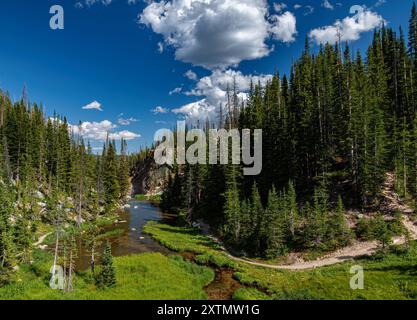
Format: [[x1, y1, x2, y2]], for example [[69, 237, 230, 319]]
[[0, 0, 415, 153]]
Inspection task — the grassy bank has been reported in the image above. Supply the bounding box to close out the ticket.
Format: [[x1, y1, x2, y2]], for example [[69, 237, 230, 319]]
[[134, 194, 161, 203], [144, 221, 417, 300], [0, 250, 214, 300], [143, 222, 237, 268], [35, 212, 120, 247], [5, 221, 416, 300]]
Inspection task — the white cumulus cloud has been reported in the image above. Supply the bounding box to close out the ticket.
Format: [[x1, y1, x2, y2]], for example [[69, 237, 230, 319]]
[[82, 100, 103, 112], [173, 69, 273, 123], [309, 8, 385, 44], [270, 11, 297, 43], [152, 106, 169, 114], [70, 120, 140, 141], [140, 0, 297, 69], [172, 99, 216, 123]]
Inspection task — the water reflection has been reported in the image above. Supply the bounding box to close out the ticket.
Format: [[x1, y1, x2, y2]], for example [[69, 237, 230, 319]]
[[75, 201, 172, 270]]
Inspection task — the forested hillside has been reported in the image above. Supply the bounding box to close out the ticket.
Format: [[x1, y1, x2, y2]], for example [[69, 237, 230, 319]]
[[161, 3, 417, 259], [0, 92, 130, 285]]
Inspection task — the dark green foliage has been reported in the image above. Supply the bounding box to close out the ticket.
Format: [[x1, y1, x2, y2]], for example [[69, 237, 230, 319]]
[[302, 185, 329, 250], [0, 90, 129, 282], [325, 196, 352, 250], [161, 165, 186, 215], [157, 3, 417, 259], [103, 140, 121, 210], [222, 166, 242, 246], [118, 139, 130, 202], [95, 242, 117, 289], [0, 183, 16, 271], [356, 213, 404, 245], [263, 188, 288, 259], [373, 214, 393, 250]]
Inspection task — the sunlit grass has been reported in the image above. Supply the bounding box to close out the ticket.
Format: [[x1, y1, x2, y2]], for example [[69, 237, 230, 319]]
[[134, 194, 162, 203], [144, 221, 417, 300], [233, 288, 271, 300], [0, 250, 214, 300], [4, 221, 417, 300], [144, 221, 237, 268]]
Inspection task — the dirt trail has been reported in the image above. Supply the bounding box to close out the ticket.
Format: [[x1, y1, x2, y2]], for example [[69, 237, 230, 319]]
[[34, 232, 52, 248], [206, 173, 417, 270]]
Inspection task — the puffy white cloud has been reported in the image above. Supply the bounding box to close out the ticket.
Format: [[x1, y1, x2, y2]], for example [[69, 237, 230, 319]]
[[173, 69, 272, 123], [186, 69, 272, 105], [152, 106, 169, 114], [109, 130, 141, 141], [172, 99, 216, 123], [140, 0, 297, 69], [82, 100, 103, 111], [70, 120, 140, 141], [270, 12, 297, 43], [309, 8, 385, 44]]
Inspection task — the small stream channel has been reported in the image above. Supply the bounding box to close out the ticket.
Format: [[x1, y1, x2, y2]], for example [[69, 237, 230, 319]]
[[74, 201, 172, 271], [74, 200, 242, 300]]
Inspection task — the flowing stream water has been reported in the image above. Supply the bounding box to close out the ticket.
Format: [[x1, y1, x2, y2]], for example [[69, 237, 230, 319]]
[[75, 201, 172, 270], [74, 200, 242, 300]]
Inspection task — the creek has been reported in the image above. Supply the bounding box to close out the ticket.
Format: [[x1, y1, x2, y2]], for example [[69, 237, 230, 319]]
[[74, 200, 242, 300]]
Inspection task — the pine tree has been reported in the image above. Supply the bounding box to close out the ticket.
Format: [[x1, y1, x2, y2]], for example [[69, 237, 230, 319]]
[[326, 196, 352, 249], [118, 139, 130, 202], [303, 185, 328, 250], [103, 140, 121, 210], [65, 234, 78, 292], [222, 166, 242, 246], [96, 241, 117, 289], [264, 187, 287, 259], [409, 2, 417, 105], [0, 88, 127, 285], [373, 214, 393, 251], [250, 183, 264, 256], [84, 211, 101, 274], [286, 181, 298, 240], [13, 214, 32, 263], [0, 183, 16, 274]]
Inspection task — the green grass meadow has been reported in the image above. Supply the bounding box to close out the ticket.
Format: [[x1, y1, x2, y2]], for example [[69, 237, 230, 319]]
[[1, 221, 417, 300], [0, 250, 213, 300], [144, 221, 417, 300]]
